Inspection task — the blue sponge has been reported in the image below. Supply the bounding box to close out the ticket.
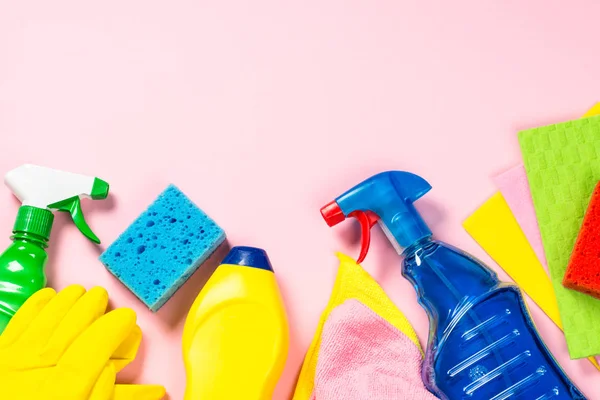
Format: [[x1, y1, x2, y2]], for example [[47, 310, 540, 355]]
[[99, 185, 226, 311]]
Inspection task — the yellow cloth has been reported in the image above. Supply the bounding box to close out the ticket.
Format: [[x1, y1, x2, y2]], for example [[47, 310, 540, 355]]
[[464, 193, 561, 325], [583, 102, 600, 117], [0, 285, 166, 399], [293, 253, 422, 400], [464, 192, 600, 370]]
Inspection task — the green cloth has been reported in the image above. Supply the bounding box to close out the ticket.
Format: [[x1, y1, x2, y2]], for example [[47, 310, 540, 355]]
[[520, 115, 600, 359]]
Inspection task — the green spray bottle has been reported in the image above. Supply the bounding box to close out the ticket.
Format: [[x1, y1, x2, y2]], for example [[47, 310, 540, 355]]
[[0, 164, 109, 333]]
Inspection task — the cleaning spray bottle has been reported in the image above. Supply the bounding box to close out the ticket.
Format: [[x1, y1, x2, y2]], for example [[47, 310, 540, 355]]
[[321, 171, 584, 400], [182, 246, 289, 400], [0, 164, 109, 333]]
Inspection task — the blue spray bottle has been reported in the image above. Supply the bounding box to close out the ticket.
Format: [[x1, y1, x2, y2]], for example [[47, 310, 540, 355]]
[[320, 171, 584, 400]]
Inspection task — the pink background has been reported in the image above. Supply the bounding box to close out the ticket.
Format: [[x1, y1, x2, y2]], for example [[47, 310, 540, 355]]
[[2, 1, 600, 398]]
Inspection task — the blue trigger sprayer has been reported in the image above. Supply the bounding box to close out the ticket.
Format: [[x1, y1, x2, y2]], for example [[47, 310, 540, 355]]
[[320, 171, 584, 400]]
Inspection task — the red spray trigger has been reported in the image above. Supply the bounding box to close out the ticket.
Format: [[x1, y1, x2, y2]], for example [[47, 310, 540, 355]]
[[320, 201, 379, 263], [350, 210, 379, 263]]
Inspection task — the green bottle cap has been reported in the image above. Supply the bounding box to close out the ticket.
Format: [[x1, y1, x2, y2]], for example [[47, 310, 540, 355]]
[[13, 206, 54, 241]]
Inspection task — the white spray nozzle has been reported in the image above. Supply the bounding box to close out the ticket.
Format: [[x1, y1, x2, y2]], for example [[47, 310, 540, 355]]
[[5, 164, 110, 243]]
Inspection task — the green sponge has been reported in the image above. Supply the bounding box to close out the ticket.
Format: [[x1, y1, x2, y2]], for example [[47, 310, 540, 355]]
[[519, 115, 600, 359]]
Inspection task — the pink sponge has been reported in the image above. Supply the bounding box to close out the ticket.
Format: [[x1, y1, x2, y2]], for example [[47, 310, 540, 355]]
[[564, 182, 600, 298]]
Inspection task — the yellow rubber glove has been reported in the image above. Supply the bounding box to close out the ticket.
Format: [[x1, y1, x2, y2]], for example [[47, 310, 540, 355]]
[[0, 285, 166, 400]]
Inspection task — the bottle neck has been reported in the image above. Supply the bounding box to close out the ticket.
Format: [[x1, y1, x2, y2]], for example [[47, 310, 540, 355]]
[[11, 231, 49, 249], [402, 235, 434, 256], [11, 206, 53, 249], [402, 238, 465, 338], [401, 238, 499, 335], [403, 238, 463, 302]]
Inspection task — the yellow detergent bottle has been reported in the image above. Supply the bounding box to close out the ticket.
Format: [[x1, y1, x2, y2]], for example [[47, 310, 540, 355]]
[[182, 246, 289, 400]]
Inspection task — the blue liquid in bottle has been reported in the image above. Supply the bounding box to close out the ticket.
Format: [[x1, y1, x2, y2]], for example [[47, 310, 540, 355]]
[[403, 239, 584, 399], [322, 171, 585, 400]]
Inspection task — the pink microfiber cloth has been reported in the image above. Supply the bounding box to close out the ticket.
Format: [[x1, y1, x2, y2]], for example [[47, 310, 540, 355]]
[[314, 299, 435, 400], [293, 253, 434, 400], [493, 164, 548, 270]]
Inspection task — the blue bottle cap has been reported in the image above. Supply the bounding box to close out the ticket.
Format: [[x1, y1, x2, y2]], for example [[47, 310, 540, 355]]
[[222, 246, 273, 272]]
